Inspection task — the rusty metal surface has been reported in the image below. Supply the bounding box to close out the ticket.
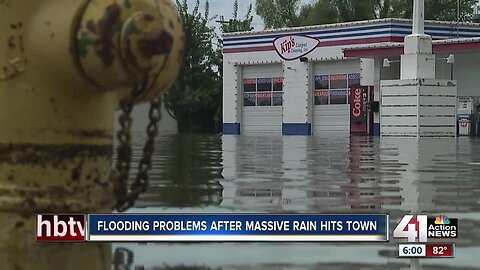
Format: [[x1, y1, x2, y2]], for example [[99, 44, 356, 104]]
[[75, 0, 185, 102], [0, 15, 27, 81], [0, 211, 111, 268], [0, 0, 184, 213], [0, 143, 112, 165], [0, 143, 114, 213], [0, 0, 184, 268]]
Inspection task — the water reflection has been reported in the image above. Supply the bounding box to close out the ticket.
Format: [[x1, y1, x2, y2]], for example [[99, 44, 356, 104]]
[[4, 120, 479, 269], [134, 134, 224, 208], [221, 136, 404, 213], [113, 247, 134, 270], [118, 134, 480, 269]]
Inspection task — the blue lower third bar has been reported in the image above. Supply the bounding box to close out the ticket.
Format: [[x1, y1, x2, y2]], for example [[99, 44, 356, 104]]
[[87, 214, 389, 242]]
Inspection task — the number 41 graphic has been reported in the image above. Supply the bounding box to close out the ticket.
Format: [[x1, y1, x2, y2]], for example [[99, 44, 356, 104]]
[[393, 215, 428, 243]]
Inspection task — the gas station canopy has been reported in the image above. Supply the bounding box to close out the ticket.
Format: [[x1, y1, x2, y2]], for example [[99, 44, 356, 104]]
[[343, 37, 480, 58]]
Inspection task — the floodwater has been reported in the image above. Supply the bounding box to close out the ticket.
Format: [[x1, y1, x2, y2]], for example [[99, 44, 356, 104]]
[[111, 132, 480, 270]]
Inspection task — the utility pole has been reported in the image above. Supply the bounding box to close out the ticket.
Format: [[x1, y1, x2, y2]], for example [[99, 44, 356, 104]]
[[400, 0, 436, 80], [457, 0, 460, 38], [412, 0, 425, 35]]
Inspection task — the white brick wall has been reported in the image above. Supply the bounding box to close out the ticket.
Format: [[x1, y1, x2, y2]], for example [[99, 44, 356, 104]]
[[381, 79, 457, 137]]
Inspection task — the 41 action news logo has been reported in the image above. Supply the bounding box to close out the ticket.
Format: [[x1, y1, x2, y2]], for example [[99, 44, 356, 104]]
[[393, 215, 458, 242]]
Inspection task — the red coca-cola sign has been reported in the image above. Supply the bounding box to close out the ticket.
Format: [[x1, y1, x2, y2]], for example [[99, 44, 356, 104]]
[[350, 86, 368, 133], [351, 88, 363, 117]]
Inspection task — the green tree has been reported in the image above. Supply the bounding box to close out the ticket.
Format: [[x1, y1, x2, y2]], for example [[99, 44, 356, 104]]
[[256, 0, 377, 27], [299, 1, 338, 26], [255, 0, 303, 28], [215, 0, 254, 130], [218, 0, 254, 33], [165, 0, 254, 133], [257, 0, 478, 28], [327, 0, 377, 22], [381, 0, 478, 22], [164, 0, 221, 133], [302, 0, 376, 25]]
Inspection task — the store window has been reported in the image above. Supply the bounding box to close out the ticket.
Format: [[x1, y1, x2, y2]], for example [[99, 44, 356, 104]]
[[348, 73, 361, 87], [243, 78, 257, 106], [273, 92, 283, 106], [273, 77, 283, 106], [330, 74, 347, 89], [243, 77, 283, 107], [330, 89, 348, 104], [243, 93, 256, 106], [257, 78, 272, 91], [257, 78, 272, 106], [314, 75, 329, 105], [314, 73, 360, 106], [257, 92, 272, 106], [314, 75, 329, 89], [314, 90, 329, 105], [243, 78, 256, 92], [273, 77, 283, 91]]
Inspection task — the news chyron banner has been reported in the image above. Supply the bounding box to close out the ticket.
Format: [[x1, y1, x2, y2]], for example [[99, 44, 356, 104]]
[[36, 214, 389, 242]]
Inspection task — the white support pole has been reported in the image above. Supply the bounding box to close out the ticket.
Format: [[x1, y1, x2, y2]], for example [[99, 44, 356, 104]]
[[401, 0, 434, 79], [412, 0, 425, 35], [381, 0, 457, 138]]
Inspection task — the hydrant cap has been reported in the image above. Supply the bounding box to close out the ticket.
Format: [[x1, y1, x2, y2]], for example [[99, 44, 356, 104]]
[[75, 0, 185, 102]]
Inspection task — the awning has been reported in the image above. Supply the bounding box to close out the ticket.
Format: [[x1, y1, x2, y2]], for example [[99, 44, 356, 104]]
[[343, 37, 480, 58]]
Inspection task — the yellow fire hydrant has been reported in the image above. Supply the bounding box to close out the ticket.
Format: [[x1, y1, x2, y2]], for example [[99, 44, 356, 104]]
[[0, 0, 184, 268]]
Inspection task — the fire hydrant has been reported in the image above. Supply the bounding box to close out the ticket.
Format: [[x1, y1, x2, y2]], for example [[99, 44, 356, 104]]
[[0, 0, 184, 268]]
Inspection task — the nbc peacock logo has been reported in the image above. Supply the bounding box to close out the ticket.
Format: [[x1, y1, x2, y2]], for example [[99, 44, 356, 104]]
[[428, 215, 457, 238], [434, 215, 450, 225]]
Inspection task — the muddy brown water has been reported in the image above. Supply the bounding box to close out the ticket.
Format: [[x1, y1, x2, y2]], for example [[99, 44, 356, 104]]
[[110, 133, 480, 270]]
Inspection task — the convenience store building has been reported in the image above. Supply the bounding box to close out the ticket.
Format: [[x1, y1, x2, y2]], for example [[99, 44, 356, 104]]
[[222, 18, 480, 136]]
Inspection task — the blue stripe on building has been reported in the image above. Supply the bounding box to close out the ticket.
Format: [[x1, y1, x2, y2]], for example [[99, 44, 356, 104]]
[[224, 24, 397, 42], [224, 30, 401, 47], [223, 123, 241, 135], [224, 23, 480, 44], [283, 123, 312, 136], [225, 33, 480, 48], [373, 123, 381, 137]]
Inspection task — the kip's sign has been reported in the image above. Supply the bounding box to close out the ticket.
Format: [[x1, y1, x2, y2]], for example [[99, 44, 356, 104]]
[[273, 35, 319, 61]]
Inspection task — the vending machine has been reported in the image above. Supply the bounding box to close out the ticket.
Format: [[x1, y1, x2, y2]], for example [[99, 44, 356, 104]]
[[350, 86, 374, 135], [457, 97, 474, 136]]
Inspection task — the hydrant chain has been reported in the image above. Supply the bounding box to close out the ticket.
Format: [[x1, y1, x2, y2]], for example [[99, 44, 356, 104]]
[[113, 89, 163, 212], [0, 0, 184, 256]]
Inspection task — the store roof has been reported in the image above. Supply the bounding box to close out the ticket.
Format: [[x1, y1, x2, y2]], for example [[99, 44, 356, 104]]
[[223, 18, 480, 37], [342, 37, 480, 57], [223, 18, 480, 55]]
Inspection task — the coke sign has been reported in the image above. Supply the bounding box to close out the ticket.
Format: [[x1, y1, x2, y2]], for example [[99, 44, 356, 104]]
[[352, 88, 364, 117], [273, 35, 319, 61], [350, 86, 369, 134]]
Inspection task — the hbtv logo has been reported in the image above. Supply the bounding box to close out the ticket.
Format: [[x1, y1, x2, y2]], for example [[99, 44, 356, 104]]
[[36, 214, 86, 242], [393, 215, 458, 242]]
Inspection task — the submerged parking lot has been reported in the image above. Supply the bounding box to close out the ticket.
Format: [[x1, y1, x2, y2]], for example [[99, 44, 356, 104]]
[[111, 134, 480, 269]]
